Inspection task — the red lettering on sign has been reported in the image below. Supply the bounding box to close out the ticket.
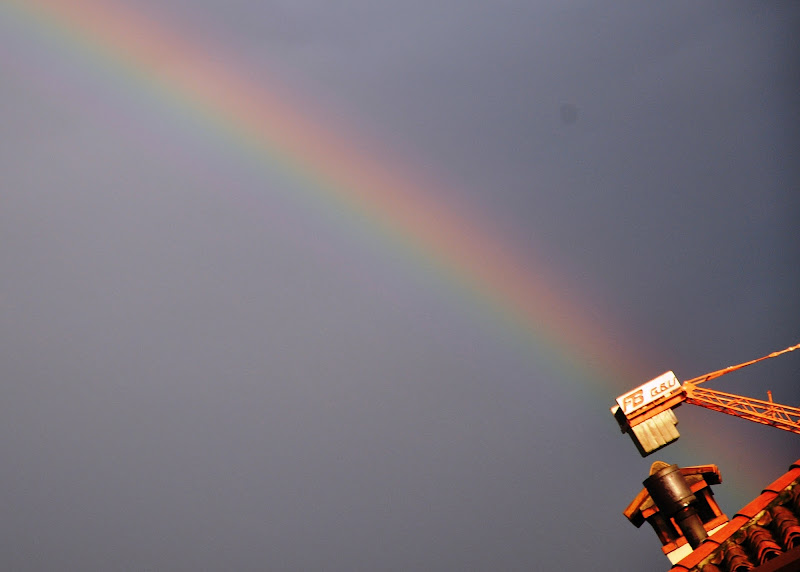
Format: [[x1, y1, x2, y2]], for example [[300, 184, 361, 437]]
[[650, 377, 677, 398], [623, 389, 644, 413]]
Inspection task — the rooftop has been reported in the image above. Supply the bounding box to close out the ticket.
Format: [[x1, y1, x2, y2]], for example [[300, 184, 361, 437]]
[[670, 459, 800, 572]]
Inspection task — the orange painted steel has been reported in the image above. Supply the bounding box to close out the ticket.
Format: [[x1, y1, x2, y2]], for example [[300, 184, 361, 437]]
[[684, 343, 800, 386], [682, 383, 800, 435]]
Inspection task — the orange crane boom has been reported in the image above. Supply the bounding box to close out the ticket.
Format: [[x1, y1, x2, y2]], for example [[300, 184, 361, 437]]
[[683, 384, 800, 435], [611, 343, 800, 456]]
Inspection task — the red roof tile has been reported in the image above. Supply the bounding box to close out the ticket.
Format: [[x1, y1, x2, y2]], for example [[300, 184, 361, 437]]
[[670, 459, 800, 572]]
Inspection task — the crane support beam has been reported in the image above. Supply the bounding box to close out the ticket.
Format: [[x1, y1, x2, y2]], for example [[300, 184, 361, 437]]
[[683, 384, 800, 435]]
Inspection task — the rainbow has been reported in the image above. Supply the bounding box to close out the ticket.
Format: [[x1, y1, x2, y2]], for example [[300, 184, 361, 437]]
[[2, 0, 786, 502], [3, 0, 644, 389]]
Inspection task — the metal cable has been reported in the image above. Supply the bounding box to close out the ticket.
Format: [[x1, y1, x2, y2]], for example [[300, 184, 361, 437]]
[[684, 342, 800, 386]]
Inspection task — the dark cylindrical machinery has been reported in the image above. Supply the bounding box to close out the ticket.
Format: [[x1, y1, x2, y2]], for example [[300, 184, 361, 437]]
[[644, 464, 708, 549]]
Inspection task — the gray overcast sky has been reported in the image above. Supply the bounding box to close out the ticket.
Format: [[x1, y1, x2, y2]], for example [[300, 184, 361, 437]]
[[1, 2, 799, 570]]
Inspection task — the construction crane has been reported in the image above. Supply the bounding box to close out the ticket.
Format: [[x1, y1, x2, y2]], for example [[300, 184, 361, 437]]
[[611, 343, 800, 456]]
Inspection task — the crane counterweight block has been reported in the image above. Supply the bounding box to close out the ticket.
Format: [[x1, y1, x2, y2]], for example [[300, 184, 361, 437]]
[[611, 371, 686, 456]]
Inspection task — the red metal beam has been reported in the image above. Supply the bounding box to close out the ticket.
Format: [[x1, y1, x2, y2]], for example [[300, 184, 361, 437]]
[[683, 384, 800, 435]]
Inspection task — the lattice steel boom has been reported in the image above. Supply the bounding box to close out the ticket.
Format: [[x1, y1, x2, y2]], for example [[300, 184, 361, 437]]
[[610, 343, 800, 456], [683, 384, 800, 435]]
